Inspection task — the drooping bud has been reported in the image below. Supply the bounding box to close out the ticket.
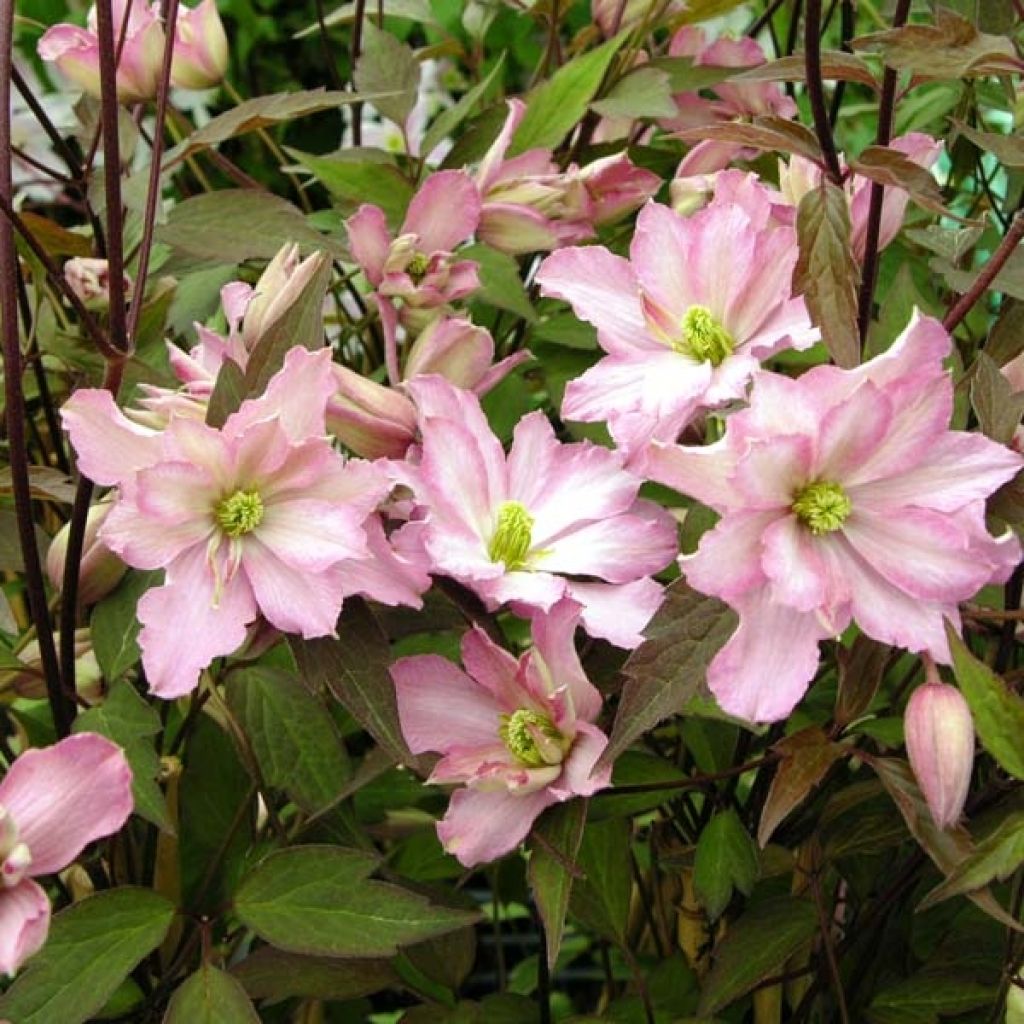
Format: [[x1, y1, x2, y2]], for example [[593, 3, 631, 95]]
[[241, 244, 329, 349], [327, 365, 417, 460], [170, 0, 229, 90], [2, 629, 104, 703], [46, 499, 127, 605], [64, 257, 132, 309], [905, 679, 974, 830], [577, 152, 660, 226]]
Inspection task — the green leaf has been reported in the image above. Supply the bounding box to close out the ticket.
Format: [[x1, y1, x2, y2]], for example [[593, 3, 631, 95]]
[[866, 974, 994, 1024], [234, 846, 479, 957], [290, 149, 414, 226], [463, 243, 536, 322], [970, 353, 1024, 447], [694, 808, 760, 921], [164, 965, 259, 1023], [697, 896, 818, 1014], [510, 33, 625, 155], [758, 727, 844, 847], [420, 57, 505, 161], [225, 666, 350, 813], [953, 121, 1024, 168], [568, 819, 632, 946], [294, 0, 438, 37], [529, 800, 587, 969], [241, 251, 333, 396], [204, 357, 247, 429], [674, 116, 823, 162], [73, 679, 173, 833], [0, 889, 174, 1024], [591, 67, 677, 119], [354, 22, 420, 129], [90, 569, 162, 682], [919, 810, 1024, 910], [599, 581, 738, 769], [835, 635, 892, 728], [232, 947, 397, 1002], [794, 182, 862, 369], [946, 622, 1024, 779], [289, 599, 422, 771]]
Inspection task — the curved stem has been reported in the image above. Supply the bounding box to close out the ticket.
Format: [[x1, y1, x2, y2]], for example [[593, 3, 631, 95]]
[[804, 0, 843, 184]]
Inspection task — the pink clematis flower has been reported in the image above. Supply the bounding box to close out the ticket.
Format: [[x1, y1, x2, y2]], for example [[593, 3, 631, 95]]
[[536, 198, 819, 459], [645, 313, 1023, 723], [38, 0, 166, 104], [62, 347, 419, 698], [392, 599, 611, 866], [778, 133, 943, 262], [0, 734, 133, 975], [401, 376, 678, 648], [169, 0, 229, 90]]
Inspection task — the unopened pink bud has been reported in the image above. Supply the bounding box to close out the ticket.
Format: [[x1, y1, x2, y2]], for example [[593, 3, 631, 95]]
[[46, 499, 127, 605], [327, 365, 417, 460], [905, 680, 974, 830], [64, 257, 132, 308], [170, 0, 229, 90], [242, 244, 328, 349]]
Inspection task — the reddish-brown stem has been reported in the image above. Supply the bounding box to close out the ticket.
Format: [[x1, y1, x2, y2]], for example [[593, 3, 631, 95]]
[[350, 0, 368, 146], [856, 0, 912, 341], [804, 0, 843, 185], [943, 212, 1024, 333]]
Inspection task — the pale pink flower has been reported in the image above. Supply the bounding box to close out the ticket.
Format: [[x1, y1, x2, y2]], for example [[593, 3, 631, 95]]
[[646, 313, 1023, 723], [392, 599, 610, 866], [169, 0, 228, 90], [327, 315, 529, 460], [778, 133, 943, 261], [905, 676, 974, 829], [400, 376, 678, 648], [536, 198, 818, 458], [38, 0, 165, 104], [0, 734, 133, 975], [62, 347, 418, 698], [63, 258, 132, 308]]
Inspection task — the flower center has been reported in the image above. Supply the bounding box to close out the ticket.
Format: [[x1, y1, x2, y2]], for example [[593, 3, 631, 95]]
[[406, 250, 431, 282], [792, 481, 852, 535], [674, 305, 734, 366], [488, 501, 534, 570], [499, 709, 569, 768], [215, 488, 264, 537], [0, 805, 30, 889]]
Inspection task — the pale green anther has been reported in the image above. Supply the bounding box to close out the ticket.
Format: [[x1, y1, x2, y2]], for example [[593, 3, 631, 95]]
[[792, 480, 852, 535], [488, 501, 534, 569], [216, 489, 264, 537], [674, 305, 735, 366], [406, 251, 431, 282], [499, 709, 568, 768]]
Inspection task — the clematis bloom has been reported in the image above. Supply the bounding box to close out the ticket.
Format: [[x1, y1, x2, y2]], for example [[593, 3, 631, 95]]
[[646, 313, 1023, 723], [401, 376, 678, 648], [392, 600, 611, 866], [536, 198, 818, 458], [62, 347, 414, 698], [38, 0, 165, 104], [0, 734, 133, 975]]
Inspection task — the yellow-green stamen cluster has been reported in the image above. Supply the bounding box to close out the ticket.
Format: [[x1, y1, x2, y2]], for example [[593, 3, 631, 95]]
[[499, 709, 568, 768], [674, 305, 735, 366], [406, 251, 431, 282], [792, 481, 851, 535], [216, 489, 264, 537], [488, 501, 534, 570]]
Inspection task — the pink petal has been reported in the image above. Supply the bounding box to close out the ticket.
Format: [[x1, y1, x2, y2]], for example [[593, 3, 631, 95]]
[[460, 627, 526, 712], [0, 880, 50, 976], [567, 578, 665, 649], [732, 435, 813, 509], [101, 491, 213, 571], [346, 204, 391, 286], [0, 733, 132, 875], [535, 246, 654, 356], [403, 170, 481, 252], [630, 202, 702, 320], [61, 390, 162, 488], [644, 437, 739, 513], [480, 569, 567, 612], [527, 599, 602, 724], [255, 499, 368, 572], [550, 722, 611, 799], [685, 509, 778, 603], [139, 545, 258, 699], [761, 515, 829, 612], [336, 515, 430, 608], [392, 654, 501, 756], [437, 787, 557, 867]]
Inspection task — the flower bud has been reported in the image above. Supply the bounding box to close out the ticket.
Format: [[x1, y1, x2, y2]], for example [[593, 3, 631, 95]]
[[64, 257, 132, 308], [241, 244, 329, 349], [1, 629, 103, 703], [46, 499, 127, 605], [577, 153, 660, 226], [905, 680, 974, 830], [327, 365, 417, 460], [170, 0, 229, 90]]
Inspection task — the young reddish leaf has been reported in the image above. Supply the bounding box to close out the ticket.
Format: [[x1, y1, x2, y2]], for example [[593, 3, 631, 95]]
[[847, 146, 950, 219], [834, 635, 892, 728], [732, 51, 879, 89], [674, 116, 823, 162]]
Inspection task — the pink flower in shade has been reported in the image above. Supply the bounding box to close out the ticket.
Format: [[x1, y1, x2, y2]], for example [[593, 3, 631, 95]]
[[905, 675, 974, 830], [0, 734, 133, 975], [778, 133, 943, 262], [61, 347, 424, 698], [392, 599, 611, 866], [536, 198, 819, 459], [169, 0, 229, 90], [38, 0, 166, 104], [328, 315, 530, 460], [400, 377, 678, 649], [662, 28, 796, 133], [645, 313, 1023, 724]]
